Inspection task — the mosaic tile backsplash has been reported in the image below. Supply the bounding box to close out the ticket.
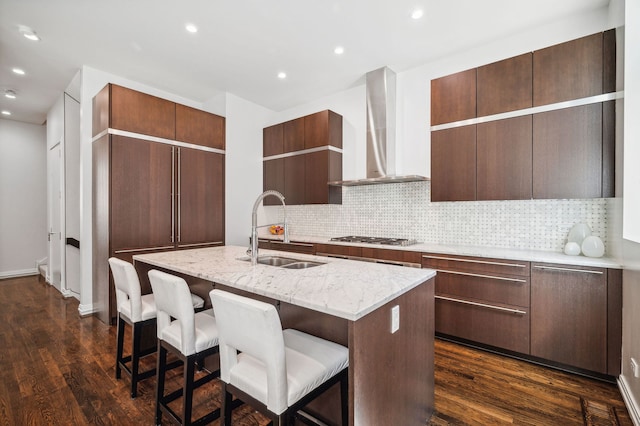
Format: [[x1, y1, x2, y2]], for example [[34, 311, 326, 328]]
[[264, 181, 610, 253]]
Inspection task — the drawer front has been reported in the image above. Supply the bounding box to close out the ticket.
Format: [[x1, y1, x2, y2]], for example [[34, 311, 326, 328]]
[[422, 253, 530, 277], [436, 296, 530, 354], [269, 240, 315, 255], [361, 247, 422, 266], [316, 243, 362, 258], [436, 270, 530, 307]]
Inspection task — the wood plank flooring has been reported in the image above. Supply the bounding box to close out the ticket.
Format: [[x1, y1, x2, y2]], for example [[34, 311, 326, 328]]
[[0, 275, 633, 425]]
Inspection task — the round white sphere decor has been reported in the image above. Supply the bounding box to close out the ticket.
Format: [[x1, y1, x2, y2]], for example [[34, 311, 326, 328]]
[[564, 241, 581, 256], [581, 235, 605, 258]]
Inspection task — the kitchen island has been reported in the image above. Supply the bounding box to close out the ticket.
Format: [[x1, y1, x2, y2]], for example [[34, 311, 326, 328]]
[[133, 245, 436, 426]]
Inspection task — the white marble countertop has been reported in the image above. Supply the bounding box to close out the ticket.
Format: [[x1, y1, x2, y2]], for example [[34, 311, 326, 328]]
[[259, 233, 622, 269], [133, 245, 436, 321]]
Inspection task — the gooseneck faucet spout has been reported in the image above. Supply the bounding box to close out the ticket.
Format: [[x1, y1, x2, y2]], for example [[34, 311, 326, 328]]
[[250, 190, 289, 266]]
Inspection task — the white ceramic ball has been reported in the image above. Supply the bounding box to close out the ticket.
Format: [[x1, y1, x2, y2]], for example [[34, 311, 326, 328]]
[[563, 241, 581, 256], [581, 235, 605, 258]]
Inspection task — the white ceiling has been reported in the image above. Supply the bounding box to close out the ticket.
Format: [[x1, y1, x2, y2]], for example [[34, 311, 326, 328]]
[[0, 0, 610, 125]]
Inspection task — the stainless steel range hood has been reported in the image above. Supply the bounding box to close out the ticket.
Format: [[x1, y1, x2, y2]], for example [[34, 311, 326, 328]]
[[330, 66, 428, 186]]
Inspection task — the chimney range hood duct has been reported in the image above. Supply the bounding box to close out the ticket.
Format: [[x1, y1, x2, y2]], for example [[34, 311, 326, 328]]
[[330, 66, 428, 186]]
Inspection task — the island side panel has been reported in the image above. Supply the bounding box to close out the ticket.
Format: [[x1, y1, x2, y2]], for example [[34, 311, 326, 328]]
[[349, 277, 434, 426]]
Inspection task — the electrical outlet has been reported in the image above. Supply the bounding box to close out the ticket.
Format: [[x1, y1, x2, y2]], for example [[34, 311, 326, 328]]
[[391, 305, 400, 333], [632, 358, 640, 378]]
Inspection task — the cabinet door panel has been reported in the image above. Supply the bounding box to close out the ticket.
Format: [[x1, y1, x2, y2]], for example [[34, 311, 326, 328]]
[[110, 85, 175, 139], [175, 104, 225, 149], [110, 136, 173, 250], [477, 53, 532, 116], [431, 69, 476, 125], [263, 158, 285, 206], [531, 263, 607, 373], [436, 271, 529, 308], [533, 33, 603, 106], [263, 124, 284, 156], [533, 104, 602, 199], [178, 148, 224, 246], [430, 125, 476, 202], [283, 118, 304, 153], [284, 156, 305, 205], [304, 151, 342, 205], [304, 110, 343, 149], [477, 115, 532, 200]]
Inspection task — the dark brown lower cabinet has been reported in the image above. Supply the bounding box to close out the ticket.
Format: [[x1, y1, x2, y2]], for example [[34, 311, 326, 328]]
[[423, 253, 530, 354], [531, 263, 620, 375]]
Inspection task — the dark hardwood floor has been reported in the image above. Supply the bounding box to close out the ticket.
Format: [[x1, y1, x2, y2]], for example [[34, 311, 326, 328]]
[[0, 275, 633, 425]]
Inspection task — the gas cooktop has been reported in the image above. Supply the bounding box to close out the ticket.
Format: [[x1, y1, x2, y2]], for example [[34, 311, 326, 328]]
[[330, 236, 417, 246]]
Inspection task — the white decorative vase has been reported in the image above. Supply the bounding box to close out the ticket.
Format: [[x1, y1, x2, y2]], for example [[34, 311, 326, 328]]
[[563, 242, 581, 256]]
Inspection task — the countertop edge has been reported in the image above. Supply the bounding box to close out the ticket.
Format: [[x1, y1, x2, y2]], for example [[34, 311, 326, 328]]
[[259, 234, 622, 269]]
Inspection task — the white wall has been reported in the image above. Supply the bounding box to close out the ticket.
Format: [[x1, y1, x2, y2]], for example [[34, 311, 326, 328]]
[[224, 93, 275, 246], [0, 119, 47, 277]]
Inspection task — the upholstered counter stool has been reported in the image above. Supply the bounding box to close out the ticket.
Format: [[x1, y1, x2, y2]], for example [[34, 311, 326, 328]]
[[149, 269, 220, 426], [108, 257, 204, 399], [210, 289, 349, 426]]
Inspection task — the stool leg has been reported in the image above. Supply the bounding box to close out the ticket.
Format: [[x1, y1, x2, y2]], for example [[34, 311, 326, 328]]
[[130, 322, 142, 398], [155, 343, 167, 425], [221, 382, 232, 426], [183, 357, 196, 426], [340, 370, 349, 426], [115, 315, 125, 380]]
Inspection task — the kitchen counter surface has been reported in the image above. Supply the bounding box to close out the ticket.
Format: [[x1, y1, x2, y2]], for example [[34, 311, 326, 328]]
[[133, 245, 436, 321], [259, 233, 622, 269]]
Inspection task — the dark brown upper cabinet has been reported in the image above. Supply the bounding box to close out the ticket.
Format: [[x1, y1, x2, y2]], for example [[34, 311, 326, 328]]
[[431, 68, 476, 125], [533, 104, 604, 199], [477, 53, 533, 116], [477, 115, 532, 201], [264, 110, 343, 205], [430, 125, 476, 202], [92, 84, 176, 139], [176, 104, 225, 149], [533, 32, 604, 106]]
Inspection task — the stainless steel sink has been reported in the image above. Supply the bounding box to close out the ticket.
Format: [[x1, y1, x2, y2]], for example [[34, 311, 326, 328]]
[[256, 256, 298, 266], [281, 261, 325, 269], [240, 255, 325, 269]]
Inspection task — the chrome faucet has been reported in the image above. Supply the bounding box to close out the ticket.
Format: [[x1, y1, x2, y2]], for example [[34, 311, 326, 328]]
[[249, 190, 289, 265]]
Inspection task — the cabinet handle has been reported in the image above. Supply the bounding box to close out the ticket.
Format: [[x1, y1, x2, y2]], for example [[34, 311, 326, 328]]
[[177, 148, 181, 243], [316, 252, 349, 259], [436, 269, 528, 283], [435, 295, 527, 315], [171, 147, 175, 244], [178, 241, 224, 248], [532, 265, 604, 275], [270, 241, 314, 248], [115, 246, 175, 254], [423, 254, 527, 269]]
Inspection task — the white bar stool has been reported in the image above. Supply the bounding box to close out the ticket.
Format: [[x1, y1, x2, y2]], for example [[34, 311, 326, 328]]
[[149, 269, 220, 425], [210, 289, 349, 426], [108, 258, 205, 399]]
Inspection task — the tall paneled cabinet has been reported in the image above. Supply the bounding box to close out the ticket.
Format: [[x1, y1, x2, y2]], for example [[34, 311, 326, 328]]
[[92, 84, 225, 324]]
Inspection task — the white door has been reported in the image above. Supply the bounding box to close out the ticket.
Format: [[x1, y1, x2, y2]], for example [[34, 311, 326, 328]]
[[48, 143, 62, 290]]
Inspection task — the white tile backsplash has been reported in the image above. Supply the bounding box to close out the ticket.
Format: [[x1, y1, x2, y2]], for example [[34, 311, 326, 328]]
[[264, 181, 610, 253]]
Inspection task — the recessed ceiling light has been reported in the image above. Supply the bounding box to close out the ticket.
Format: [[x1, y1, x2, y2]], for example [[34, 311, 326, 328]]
[[12, 68, 25, 75], [5, 90, 16, 99], [2, 111, 11, 116], [334, 46, 345, 55], [185, 23, 198, 33], [411, 9, 424, 20], [277, 72, 287, 79]]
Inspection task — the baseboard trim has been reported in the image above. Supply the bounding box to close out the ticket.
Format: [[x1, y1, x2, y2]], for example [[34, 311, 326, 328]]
[[0, 268, 39, 279], [618, 375, 640, 425], [78, 303, 97, 317]]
